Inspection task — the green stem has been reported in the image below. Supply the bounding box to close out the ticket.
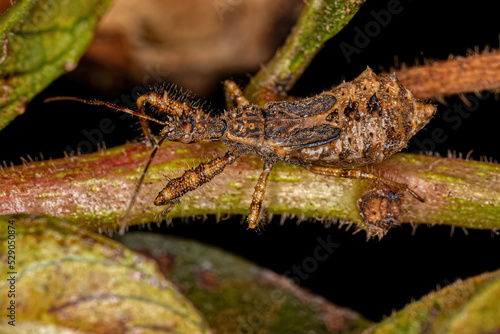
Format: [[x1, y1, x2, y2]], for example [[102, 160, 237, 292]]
[[244, 0, 365, 105], [1, 142, 499, 233]]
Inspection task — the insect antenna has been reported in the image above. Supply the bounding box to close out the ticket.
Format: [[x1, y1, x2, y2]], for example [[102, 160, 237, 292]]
[[46, 96, 173, 234], [44, 96, 169, 126], [118, 133, 169, 235]]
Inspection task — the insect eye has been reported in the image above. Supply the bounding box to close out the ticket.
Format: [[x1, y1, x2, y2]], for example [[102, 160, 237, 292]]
[[180, 133, 192, 143]]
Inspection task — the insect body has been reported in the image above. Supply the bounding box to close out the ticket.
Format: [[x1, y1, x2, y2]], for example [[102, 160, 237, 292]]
[[47, 67, 436, 231]]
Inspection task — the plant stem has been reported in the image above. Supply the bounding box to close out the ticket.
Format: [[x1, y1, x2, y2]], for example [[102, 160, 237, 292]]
[[394, 50, 500, 100], [244, 0, 365, 105], [1, 142, 499, 233]]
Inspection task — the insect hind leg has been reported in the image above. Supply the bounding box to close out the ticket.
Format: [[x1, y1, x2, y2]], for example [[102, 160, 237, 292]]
[[246, 162, 274, 230], [307, 166, 425, 202]]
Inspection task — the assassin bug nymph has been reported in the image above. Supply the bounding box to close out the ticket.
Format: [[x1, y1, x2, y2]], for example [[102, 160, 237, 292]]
[[47, 68, 436, 232]]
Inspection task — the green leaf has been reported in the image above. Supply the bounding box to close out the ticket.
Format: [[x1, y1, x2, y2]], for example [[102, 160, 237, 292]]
[[119, 232, 373, 333], [365, 270, 500, 333], [0, 214, 211, 333], [0, 0, 112, 131]]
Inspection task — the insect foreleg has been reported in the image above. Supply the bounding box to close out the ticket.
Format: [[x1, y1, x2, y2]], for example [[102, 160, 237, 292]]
[[307, 166, 425, 203], [136, 93, 170, 147], [154, 151, 239, 213], [246, 162, 274, 230], [224, 80, 249, 109]]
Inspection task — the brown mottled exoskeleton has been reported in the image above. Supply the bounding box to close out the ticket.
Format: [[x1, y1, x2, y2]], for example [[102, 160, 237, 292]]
[[47, 68, 436, 232]]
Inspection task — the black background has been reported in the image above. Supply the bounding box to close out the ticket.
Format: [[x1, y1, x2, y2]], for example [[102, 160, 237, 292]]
[[1, 0, 499, 321]]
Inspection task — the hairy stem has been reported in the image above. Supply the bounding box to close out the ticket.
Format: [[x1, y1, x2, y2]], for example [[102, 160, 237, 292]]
[[1, 142, 499, 233], [394, 50, 500, 100], [241, 0, 500, 105]]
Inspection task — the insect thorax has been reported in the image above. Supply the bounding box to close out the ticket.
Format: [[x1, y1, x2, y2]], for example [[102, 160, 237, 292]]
[[222, 105, 266, 154]]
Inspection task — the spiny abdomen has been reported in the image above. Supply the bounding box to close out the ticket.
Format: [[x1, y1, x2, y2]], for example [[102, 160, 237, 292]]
[[288, 67, 436, 167]]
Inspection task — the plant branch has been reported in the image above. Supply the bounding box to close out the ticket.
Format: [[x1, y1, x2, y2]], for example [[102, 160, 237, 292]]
[[241, 0, 500, 106], [243, 0, 365, 105], [393, 50, 500, 100], [1, 142, 499, 233]]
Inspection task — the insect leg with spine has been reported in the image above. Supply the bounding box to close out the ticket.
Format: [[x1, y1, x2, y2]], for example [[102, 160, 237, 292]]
[[224, 80, 250, 108], [307, 166, 425, 202], [224, 80, 276, 230], [135, 91, 175, 147], [246, 161, 274, 231], [154, 151, 239, 215]]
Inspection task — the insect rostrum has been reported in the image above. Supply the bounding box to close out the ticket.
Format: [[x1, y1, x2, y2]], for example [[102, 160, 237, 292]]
[[47, 67, 436, 232]]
